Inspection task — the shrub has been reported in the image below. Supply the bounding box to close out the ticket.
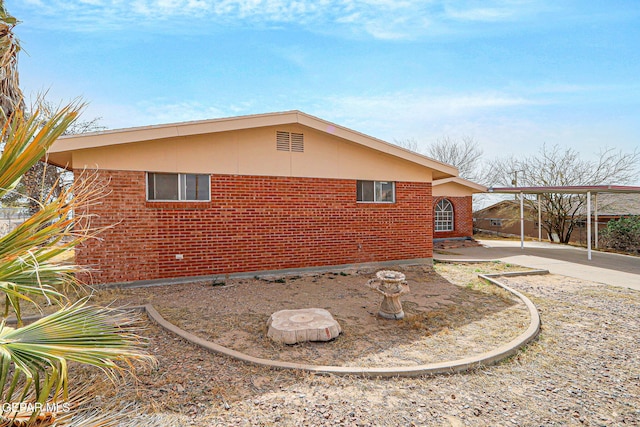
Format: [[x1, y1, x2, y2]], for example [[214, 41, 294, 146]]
[[600, 216, 640, 254]]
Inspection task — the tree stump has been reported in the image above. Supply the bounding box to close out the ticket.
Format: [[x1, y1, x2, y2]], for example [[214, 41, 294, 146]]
[[267, 308, 341, 345]]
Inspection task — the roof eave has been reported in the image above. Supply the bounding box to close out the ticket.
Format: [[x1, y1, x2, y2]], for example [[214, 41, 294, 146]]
[[48, 110, 458, 179], [433, 177, 487, 193]]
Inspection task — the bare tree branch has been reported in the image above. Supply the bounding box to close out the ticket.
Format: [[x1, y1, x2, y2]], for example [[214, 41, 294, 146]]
[[2, 99, 107, 212], [393, 137, 420, 153], [426, 136, 484, 182], [486, 143, 640, 243]]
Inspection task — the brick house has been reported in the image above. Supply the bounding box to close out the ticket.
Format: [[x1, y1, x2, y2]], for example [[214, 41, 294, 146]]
[[432, 177, 487, 240], [48, 111, 460, 285]]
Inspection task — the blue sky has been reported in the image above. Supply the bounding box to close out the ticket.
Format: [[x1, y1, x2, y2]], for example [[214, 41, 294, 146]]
[[7, 0, 640, 171]]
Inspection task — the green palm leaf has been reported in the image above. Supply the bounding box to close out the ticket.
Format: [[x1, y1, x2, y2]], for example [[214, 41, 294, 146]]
[[0, 107, 78, 198], [0, 105, 100, 325], [0, 302, 155, 410]]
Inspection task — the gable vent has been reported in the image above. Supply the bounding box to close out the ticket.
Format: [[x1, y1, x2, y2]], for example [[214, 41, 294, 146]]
[[276, 131, 305, 152], [291, 132, 304, 152], [276, 131, 290, 151]]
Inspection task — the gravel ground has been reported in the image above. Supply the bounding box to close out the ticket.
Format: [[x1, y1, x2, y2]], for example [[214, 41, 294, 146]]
[[79, 263, 639, 426]]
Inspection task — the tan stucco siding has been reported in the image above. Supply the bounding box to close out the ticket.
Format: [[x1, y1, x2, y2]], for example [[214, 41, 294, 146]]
[[432, 182, 474, 197], [69, 125, 432, 182]]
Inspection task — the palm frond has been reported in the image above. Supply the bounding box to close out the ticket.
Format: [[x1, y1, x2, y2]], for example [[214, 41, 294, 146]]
[[0, 105, 80, 198], [0, 302, 155, 418], [0, 168, 111, 324], [0, 381, 148, 427], [0, 301, 154, 373]]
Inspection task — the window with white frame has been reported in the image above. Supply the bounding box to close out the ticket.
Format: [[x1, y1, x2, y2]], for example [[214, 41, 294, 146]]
[[435, 199, 454, 231], [147, 173, 210, 201], [356, 180, 395, 203]]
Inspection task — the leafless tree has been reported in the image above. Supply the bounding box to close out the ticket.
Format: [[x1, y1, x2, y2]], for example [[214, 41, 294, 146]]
[[394, 136, 485, 182], [3, 100, 106, 212], [425, 136, 484, 182], [393, 137, 420, 153], [487, 144, 640, 243]]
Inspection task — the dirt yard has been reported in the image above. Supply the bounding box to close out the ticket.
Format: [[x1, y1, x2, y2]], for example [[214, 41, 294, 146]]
[[74, 262, 639, 426], [91, 263, 528, 368]]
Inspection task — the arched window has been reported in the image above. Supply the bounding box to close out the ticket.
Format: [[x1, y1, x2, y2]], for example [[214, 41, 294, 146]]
[[435, 199, 454, 232]]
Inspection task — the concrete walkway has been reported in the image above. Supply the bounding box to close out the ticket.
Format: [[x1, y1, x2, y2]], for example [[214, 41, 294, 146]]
[[435, 239, 640, 291]]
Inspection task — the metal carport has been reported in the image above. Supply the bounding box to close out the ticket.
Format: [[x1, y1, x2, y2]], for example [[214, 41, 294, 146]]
[[486, 185, 640, 260]]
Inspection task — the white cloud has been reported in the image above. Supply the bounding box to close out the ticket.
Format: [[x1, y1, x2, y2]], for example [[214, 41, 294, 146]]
[[94, 89, 538, 130], [16, 0, 547, 39], [138, 100, 227, 124], [320, 90, 539, 127], [529, 83, 619, 95], [443, 0, 537, 22], [445, 7, 514, 22], [131, 1, 152, 16], [87, 99, 228, 129], [310, 89, 637, 170]]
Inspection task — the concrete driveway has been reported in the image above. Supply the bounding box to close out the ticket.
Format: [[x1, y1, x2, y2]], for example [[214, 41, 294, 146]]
[[435, 239, 640, 291]]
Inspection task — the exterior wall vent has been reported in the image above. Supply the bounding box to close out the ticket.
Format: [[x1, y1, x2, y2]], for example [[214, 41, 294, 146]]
[[276, 131, 304, 152], [291, 132, 304, 152], [276, 131, 290, 151]]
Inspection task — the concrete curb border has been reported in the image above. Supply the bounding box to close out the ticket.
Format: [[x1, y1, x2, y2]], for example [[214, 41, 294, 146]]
[[142, 271, 543, 377]]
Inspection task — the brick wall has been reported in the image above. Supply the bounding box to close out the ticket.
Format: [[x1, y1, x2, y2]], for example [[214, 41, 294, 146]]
[[433, 196, 473, 239], [75, 170, 433, 284]]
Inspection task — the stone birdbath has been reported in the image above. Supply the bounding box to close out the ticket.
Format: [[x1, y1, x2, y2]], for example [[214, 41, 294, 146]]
[[366, 270, 410, 320]]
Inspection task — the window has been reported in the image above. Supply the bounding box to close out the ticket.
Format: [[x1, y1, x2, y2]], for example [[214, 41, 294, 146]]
[[147, 173, 210, 201], [356, 180, 395, 203], [435, 199, 454, 231], [490, 219, 503, 227]]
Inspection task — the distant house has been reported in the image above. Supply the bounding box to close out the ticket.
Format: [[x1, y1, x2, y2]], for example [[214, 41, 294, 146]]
[[47, 111, 460, 284], [432, 177, 486, 240], [473, 200, 538, 238], [573, 193, 640, 245], [585, 193, 640, 221]]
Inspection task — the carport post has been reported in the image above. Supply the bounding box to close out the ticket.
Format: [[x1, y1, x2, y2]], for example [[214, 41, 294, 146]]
[[520, 192, 524, 250], [587, 191, 592, 260], [537, 194, 542, 241], [594, 193, 599, 249]]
